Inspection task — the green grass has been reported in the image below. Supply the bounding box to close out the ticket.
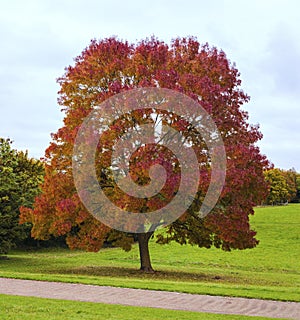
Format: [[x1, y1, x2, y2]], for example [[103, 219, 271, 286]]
[[0, 294, 288, 320], [1, 205, 299, 302]]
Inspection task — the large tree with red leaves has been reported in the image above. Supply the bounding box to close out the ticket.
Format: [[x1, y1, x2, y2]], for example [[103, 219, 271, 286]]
[[20, 37, 269, 272]]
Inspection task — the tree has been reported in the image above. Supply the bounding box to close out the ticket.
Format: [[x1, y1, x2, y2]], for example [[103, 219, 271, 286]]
[[0, 138, 44, 255], [296, 172, 300, 203], [20, 37, 269, 272], [283, 169, 298, 203], [264, 168, 298, 205], [264, 169, 288, 205]]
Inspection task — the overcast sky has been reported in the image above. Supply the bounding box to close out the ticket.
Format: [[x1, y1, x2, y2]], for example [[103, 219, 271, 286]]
[[0, 0, 299, 171]]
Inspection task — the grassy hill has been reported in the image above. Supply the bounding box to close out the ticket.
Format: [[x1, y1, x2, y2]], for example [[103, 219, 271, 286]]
[[1, 204, 299, 302]]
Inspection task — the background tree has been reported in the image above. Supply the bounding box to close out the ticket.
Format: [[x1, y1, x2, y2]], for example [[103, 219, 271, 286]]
[[264, 169, 288, 205], [296, 172, 300, 203], [20, 37, 269, 272], [283, 169, 298, 202], [264, 168, 298, 205], [0, 138, 44, 255]]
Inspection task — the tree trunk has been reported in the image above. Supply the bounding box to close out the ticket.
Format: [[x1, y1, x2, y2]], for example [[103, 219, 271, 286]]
[[137, 232, 154, 273]]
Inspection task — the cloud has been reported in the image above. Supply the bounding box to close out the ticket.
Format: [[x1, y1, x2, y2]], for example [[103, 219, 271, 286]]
[[263, 23, 300, 96]]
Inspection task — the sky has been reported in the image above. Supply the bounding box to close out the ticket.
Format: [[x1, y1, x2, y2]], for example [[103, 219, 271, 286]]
[[0, 0, 299, 171]]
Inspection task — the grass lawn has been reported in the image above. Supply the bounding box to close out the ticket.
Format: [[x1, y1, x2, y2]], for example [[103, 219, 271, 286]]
[[0, 294, 289, 320], [0, 204, 299, 302]]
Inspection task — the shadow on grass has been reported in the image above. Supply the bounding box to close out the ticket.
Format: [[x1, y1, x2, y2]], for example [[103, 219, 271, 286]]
[[0, 253, 223, 282], [0, 256, 286, 287], [54, 265, 227, 282]]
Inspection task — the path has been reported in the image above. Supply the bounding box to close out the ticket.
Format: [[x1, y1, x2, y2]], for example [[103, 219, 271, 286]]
[[0, 278, 299, 319]]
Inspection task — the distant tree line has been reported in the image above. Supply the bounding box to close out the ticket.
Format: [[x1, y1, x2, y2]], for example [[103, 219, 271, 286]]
[[263, 168, 300, 205]]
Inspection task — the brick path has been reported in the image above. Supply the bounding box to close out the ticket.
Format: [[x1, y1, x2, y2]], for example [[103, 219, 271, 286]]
[[0, 278, 299, 319]]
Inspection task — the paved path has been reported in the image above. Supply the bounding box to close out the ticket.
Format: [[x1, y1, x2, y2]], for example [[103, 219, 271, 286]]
[[0, 278, 299, 319]]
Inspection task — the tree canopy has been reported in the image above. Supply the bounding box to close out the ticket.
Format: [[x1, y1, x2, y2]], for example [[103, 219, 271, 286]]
[[0, 138, 44, 254], [20, 37, 269, 271]]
